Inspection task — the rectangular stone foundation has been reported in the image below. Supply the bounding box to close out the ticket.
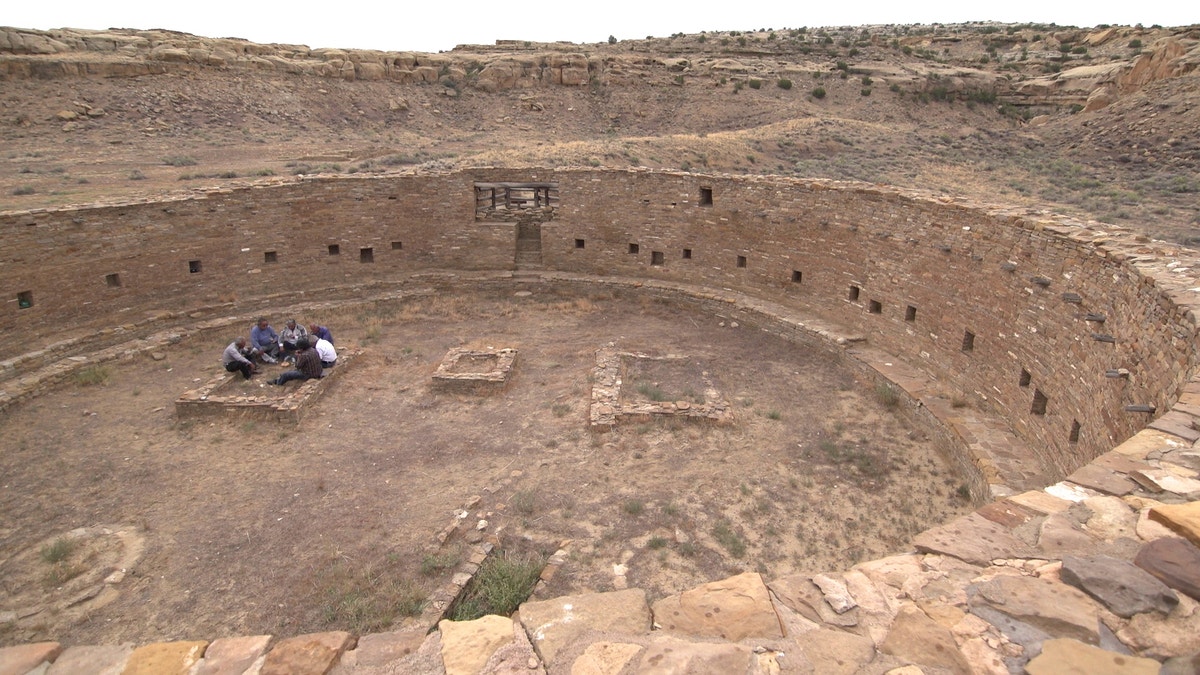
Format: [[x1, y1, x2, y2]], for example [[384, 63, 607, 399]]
[[589, 348, 730, 430], [431, 347, 517, 394], [174, 350, 360, 424]]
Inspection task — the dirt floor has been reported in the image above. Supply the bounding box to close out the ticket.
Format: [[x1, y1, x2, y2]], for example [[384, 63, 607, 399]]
[[0, 287, 973, 646]]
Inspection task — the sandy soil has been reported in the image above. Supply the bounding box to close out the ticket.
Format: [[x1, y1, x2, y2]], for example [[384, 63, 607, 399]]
[[0, 286, 972, 646]]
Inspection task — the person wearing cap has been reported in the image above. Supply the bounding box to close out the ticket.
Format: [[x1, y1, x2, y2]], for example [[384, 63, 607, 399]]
[[222, 337, 260, 379]]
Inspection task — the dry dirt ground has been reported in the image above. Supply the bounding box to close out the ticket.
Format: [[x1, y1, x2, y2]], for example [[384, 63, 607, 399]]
[[0, 287, 971, 646]]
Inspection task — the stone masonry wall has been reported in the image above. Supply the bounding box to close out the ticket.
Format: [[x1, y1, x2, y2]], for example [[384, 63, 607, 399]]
[[3, 168, 1198, 481]]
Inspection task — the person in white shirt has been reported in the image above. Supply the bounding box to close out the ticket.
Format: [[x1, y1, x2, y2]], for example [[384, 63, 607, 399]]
[[313, 336, 337, 368]]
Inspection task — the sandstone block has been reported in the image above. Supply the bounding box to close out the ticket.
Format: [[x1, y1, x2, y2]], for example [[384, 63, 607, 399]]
[[913, 512, 1034, 565], [0, 642, 62, 675], [635, 635, 752, 674], [569, 642, 642, 675], [792, 628, 875, 675], [348, 629, 426, 667], [121, 641, 207, 675], [518, 588, 650, 667], [1134, 536, 1200, 601], [261, 632, 352, 675], [192, 635, 271, 675], [47, 644, 133, 675], [880, 605, 971, 675], [1149, 501, 1200, 546], [1025, 638, 1159, 675], [650, 572, 783, 641], [967, 575, 1100, 644], [439, 615, 514, 675], [1059, 554, 1178, 617]]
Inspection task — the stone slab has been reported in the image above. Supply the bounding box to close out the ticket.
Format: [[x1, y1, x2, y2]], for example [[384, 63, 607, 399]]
[[1025, 638, 1160, 675], [913, 512, 1034, 565], [976, 499, 1040, 528], [767, 574, 859, 628], [1059, 554, 1179, 618], [569, 642, 643, 675], [792, 628, 876, 675], [0, 643, 62, 675], [880, 605, 971, 674], [518, 588, 650, 667], [635, 636, 752, 674], [1149, 501, 1200, 546], [651, 572, 783, 641], [261, 632, 353, 675], [192, 635, 271, 675], [1134, 536, 1200, 601], [1066, 463, 1137, 496], [1008, 490, 1073, 515], [967, 575, 1100, 644], [347, 629, 426, 668], [439, 615, 514, 675], [46, 644, 133, 675], [122, 641, 208, 675]]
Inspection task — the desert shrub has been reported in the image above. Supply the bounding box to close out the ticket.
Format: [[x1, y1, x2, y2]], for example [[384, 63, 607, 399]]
[[12, 185, 35, 195], [777, 78, 792, 90], [811, 87, 827, 99], [449, 552, 543, 621], [748, 78, 762, 89], [162, 155, 197, 166]]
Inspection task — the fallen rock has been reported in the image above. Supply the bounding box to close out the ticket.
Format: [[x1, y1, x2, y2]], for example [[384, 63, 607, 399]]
[[812, 573, 857, 614], [1116, 594, 1200, 661], [768, 575, 859, 627], [1025, 638, 1159, 674], [1059, 554, 1178, 617], [650, 572, 783, 641]]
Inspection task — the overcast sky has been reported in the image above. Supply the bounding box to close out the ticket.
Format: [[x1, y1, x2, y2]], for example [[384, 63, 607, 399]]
[[5, 1, 1195, 54]]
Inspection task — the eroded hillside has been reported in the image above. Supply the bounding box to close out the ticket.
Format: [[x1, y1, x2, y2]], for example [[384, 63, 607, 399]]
[[2, 22, 1198, 242]]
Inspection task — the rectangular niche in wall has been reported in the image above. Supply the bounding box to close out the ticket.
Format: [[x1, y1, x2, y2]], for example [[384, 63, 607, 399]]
[[188, 260, 202, 274], [17, 290, 33, 309], [1069, 419, 1081, 443], [105, 273, 122, 288], [868, 300, 882, 314], [961, 330, 976, 352], [792, 270, 803, 283], [264, 251, 278, 264], [682, 249, 692, 259], [629, 243, 640, 254], [848, 285, 860, 301], [1031, 389, 1048, 416], [905, 305, 917, 322], [1019, 368, 1031, 387], [391, 241, 403, 250], [736, 255, 747, 268], [575, 239, 586, 249], [698, 187, 713, 206], [360, 247, 374, 263], [328, 244, 341, 256], [651, 251, 665, 266]]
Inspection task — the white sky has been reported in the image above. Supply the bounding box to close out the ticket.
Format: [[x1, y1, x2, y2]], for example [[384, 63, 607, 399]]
[[5, 1, 1195, 54]]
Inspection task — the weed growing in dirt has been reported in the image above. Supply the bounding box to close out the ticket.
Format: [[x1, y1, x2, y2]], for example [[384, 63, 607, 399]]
[[40, 538, 74, 564], [636, 382, 670, 402], [42, 562, 85, 588], [647, 536, 669, 549], [420, 549, 462, 576], [874, 383, 900, 408], [319, 562, 425, 633], [622, 499, 645, 516], [162, 155, 198, 166], [712, 520, 746, 557], [449, 551, 543, 621], [74, 365, 111, 387], [551, 403, 571, 417], [511, 489, 538, 515]]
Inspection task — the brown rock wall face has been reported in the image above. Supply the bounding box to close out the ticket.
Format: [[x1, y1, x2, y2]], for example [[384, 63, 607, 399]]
[[2, 169, 1197, 480]]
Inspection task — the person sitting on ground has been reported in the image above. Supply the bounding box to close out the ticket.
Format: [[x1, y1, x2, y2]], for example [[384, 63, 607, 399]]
[[308, 323, 334, 345], [222, 337, 260, 380], [250, 317, 281, 363], [312, 334, 337, 369], [270, 338, 322, 386], [279, 319, 308, 361]]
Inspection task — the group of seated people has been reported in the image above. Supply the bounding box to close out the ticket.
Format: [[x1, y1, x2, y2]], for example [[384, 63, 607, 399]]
[[221, 317, 338, 385]]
